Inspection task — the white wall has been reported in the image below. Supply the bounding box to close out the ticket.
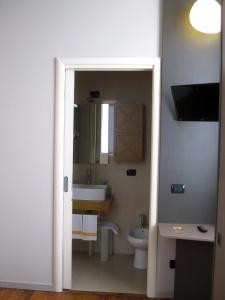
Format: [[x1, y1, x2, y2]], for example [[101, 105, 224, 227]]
[[156, 235, 175, 298], [0, 0, 161, 289]]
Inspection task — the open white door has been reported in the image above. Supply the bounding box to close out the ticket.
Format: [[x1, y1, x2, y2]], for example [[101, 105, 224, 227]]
[[63, 69, 74, 289]]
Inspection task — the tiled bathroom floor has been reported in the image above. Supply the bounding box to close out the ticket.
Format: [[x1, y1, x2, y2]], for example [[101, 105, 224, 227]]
[[72, 252, 147, 294]]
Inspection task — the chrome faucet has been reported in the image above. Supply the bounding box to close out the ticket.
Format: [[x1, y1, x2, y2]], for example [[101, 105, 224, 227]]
[[139, 214, 146, 229], [87, 166, 92, 184]]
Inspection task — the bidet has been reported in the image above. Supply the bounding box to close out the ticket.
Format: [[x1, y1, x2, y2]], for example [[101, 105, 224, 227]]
[[127, 228, 149, 269]]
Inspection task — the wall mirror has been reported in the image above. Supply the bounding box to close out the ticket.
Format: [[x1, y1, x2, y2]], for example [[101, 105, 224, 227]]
[[74, 102, 114, 165]]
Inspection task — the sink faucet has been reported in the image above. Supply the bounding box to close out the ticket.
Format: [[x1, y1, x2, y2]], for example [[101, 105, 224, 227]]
[[87, 166, 92, 184], [139, 214, 146, 229]]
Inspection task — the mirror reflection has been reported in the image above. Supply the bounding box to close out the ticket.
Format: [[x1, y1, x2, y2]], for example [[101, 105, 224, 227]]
[[74, 102, 113, 165]]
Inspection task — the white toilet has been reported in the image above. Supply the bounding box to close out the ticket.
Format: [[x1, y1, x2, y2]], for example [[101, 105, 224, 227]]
[[127, 228, 149, 269]]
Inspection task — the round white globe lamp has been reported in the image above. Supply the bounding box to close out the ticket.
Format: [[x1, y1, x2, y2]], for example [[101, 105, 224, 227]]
[[189, 0, 221, 34]]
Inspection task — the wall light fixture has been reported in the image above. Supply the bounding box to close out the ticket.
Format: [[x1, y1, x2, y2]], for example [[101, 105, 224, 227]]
[[189, 0, 221, 34]]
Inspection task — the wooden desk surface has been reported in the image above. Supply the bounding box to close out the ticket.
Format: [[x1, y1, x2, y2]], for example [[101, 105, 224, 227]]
[[158, 223, 215, 242]]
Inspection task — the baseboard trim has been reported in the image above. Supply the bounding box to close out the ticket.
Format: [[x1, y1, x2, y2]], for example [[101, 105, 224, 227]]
[[0, 281, 55, 291]]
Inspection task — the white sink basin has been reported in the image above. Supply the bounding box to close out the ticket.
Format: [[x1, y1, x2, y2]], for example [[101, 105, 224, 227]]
[[72, 184, 108, 201]]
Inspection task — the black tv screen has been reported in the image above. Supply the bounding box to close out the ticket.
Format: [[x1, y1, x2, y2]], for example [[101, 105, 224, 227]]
[[171, 83, 219, 121]]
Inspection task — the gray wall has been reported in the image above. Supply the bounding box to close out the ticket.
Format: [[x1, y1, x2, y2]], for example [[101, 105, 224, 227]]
[[0, 0, 161, 289], [159, 0, 220, 224], [213, 5, 225, 299]]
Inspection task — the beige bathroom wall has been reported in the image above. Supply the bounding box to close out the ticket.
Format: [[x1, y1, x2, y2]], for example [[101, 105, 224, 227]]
[[73, 71, 152, 254]]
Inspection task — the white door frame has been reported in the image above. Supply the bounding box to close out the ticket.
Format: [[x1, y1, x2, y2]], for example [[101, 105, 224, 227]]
[[54, 57, 161, 297], [62, 69, 75, 289]]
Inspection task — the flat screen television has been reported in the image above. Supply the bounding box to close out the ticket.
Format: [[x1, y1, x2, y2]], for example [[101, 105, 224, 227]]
[[171, 83, 219, 121]]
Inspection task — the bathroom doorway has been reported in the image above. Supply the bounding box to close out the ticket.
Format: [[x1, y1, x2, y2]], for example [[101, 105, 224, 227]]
[[72, 71, 152, 294], [54, 57, 161, 297]]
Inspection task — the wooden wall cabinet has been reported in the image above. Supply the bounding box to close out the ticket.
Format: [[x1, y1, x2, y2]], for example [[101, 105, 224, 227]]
[[114, 103, 144, 163]]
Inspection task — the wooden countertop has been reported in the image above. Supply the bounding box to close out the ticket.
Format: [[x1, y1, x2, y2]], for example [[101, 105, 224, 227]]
[[72, 195, 113, 211], [158, 223, 215, 243]]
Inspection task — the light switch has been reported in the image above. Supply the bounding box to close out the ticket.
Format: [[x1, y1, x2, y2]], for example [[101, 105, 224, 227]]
[[171, 184, 185, 194]]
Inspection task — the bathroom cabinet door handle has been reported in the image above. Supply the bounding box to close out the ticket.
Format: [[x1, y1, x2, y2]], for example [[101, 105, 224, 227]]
[[64, 176, 68, 192]]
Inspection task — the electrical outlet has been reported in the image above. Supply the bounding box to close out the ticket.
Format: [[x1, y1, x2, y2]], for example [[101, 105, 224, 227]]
[[127, 169, 136, 176], [169, 260, 176, 269], [217, 232, 222, 248]]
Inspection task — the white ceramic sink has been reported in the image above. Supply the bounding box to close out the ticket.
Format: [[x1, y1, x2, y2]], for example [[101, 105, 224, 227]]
[[72, 184, 108, 201]]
